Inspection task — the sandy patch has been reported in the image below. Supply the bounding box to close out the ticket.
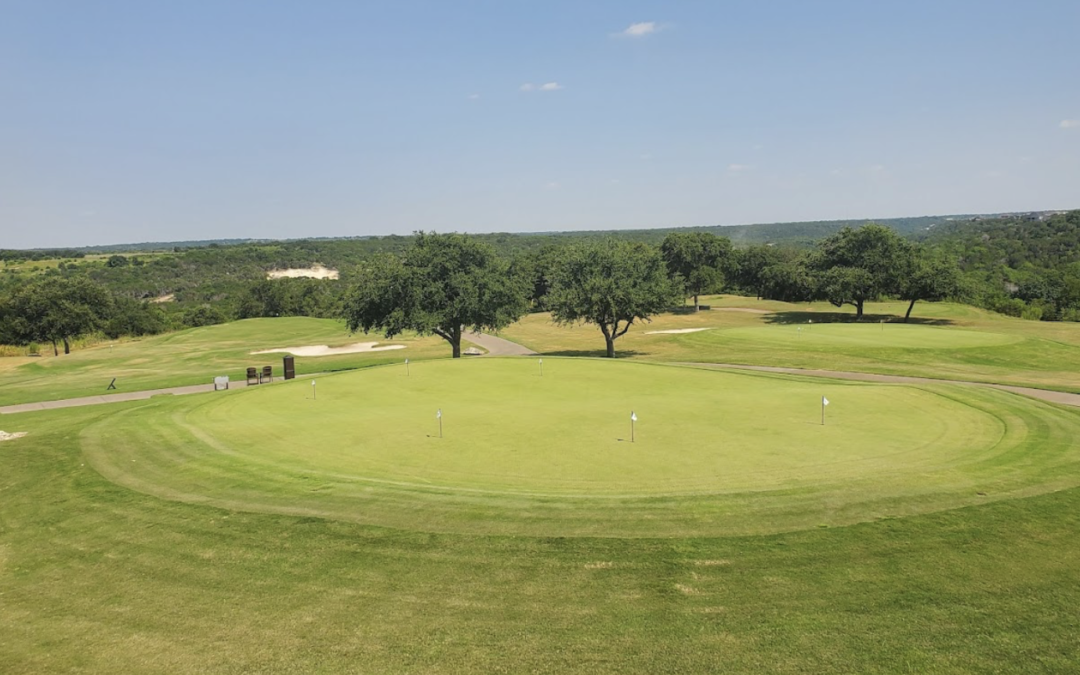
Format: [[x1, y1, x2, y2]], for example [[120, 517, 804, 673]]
[[712, 307, 771, 314], [266, 265, 339, 280], [0, 431, 27, 442], [252, 342, 405, 357], [149, 293, 175, 303], [644, 328, 714, 335]]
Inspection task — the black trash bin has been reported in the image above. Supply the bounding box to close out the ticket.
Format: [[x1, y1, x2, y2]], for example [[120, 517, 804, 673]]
[[283, 355, 296, 380]]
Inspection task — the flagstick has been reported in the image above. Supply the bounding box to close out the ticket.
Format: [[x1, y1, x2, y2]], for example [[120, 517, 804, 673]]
[[312, 380, 316, 400], [405, 358, 410, 376], [539, 358, 543, 377], [821, 399, 824, 425]]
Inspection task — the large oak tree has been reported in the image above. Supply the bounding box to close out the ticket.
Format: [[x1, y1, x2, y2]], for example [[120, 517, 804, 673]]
[[0, 276, 112, 355], [546, 240, 678, 358], [660, 232, 733, 311], [342, 232, 528, 358], [810, 224, 912, 319]]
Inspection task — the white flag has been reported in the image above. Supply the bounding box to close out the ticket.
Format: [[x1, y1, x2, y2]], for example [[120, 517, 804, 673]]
[[436, 409, 442, 419], [630, 411, 637, 422], [311, 380, 316, 386], [822, 397, 829, 406]]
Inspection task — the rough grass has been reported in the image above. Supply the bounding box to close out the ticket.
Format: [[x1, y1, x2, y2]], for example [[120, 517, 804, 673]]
[[3, 402, 1080, 673], [0, 317, 456, 406], [501, 298, 1080, 391]]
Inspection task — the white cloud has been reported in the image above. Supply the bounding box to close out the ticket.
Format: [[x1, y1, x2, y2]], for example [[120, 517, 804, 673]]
[[727, 163, 751, 173], [622, 22, 658, 37], [468, 93, 480, 100], [520, 82, 563, 92], [1061, 119, 1080, 129]]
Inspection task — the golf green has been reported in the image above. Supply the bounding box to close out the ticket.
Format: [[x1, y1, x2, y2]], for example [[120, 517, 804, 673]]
[[81, 358, 1080, 537]]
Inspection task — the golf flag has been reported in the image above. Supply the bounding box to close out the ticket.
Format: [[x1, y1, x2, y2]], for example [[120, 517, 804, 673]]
[[822, 397, 829, 406], [631, 411, 637, 422], [436, 408, 442, 419]]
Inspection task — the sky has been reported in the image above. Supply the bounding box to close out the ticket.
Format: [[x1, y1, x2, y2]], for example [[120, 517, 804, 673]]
[[1, 0, 1078, 249]]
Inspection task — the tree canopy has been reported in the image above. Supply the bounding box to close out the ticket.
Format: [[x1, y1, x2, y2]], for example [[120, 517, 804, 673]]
[[809, 225, 913, 319], [0, 277, 112, 355], [546, 240, 678, 357], [342, 232, 528, 358], [660, 232, 733, 311]]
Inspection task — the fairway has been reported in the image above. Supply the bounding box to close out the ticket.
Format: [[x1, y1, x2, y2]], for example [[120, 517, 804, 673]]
[[80, 358, 1080, 537], [708, 322, 1022, 349]]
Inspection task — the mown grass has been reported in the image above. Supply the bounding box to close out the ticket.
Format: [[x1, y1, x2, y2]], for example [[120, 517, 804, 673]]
[[78, 359, 1080, 537], [501, 298, 1080, 391], [0, 317, 457, 406], [3, 403, 1080, 673]]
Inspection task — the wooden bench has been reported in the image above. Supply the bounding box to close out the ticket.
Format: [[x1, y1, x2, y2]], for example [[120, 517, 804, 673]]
[[246, 367, 259, 385]]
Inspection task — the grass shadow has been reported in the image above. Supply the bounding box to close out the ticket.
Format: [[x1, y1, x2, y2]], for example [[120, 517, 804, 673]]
[[763, 311, 955, 326], [540, 350, 649, 359]]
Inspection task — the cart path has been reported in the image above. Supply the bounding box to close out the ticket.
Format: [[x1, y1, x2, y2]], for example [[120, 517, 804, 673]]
[[0, 378, 280, 415], [464, 331, 538, 356], [4, 358, 1077, 415], [683, 362, 1080, 408]]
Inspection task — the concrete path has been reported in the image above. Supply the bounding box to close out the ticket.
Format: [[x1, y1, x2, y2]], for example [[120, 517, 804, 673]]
[[685, 362, 1080, 408], [463, 331, 537, 356], [5, 354, 1077, 415], [0, 377, 280, 415]]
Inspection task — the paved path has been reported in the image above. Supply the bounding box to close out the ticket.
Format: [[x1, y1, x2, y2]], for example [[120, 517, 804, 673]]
[[5, 354, 1078, 415], [0, 377, 280, 415], [463, 331, 537, 356], [684, 362, 1080, 408]]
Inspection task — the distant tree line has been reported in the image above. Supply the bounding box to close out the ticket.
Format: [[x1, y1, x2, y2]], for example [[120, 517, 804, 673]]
[[3, 210, 1080, 355]]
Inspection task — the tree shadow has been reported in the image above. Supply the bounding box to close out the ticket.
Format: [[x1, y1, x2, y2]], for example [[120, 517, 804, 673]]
[[763, 311, 955, 326], [667, 305, 712, 315], [540, 349, 648, 359]]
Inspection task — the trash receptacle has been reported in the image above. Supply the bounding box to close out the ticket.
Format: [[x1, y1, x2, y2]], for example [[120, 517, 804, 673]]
[[283, 355, 296, 380]]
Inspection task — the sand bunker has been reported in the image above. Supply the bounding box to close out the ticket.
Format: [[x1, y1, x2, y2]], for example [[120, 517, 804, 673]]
[[644, 328, 715, 335], [266, 265, 339, 280], [0, 431, 27, 442], [252, 342, 405, 357], [149, 293, 175, 303]]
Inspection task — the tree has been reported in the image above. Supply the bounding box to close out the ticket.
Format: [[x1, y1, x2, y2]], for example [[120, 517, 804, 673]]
[[810, 225, 911, 319], [760, 260, 816, 302], [0, 277, 112, 355], [660, 232, 733, 311], [343, 232, 528, 358], [898, 250, 962, 321], [546, 240, 678, 358]]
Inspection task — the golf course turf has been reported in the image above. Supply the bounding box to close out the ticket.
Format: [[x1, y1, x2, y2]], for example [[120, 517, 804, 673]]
[[79, 359, 1080, 537], [5, 305, 1080, 673]]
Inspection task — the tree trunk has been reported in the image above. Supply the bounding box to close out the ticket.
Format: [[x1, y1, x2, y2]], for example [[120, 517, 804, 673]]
[[451, 325, 462, 358], [855, 300, 864, 320], [51, 339, 58, 356], [904, 299, 916, 322], [63, 337, 71, 354], [605, 336, 615, 358], [694, 294, 700, 312]]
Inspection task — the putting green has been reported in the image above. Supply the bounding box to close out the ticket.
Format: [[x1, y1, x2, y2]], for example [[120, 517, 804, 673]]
[[698, 322, 1023, 349], [81, 359, 1080, 537]]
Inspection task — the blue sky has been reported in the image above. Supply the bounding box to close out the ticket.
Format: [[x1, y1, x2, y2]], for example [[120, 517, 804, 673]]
[[2, 0, 1078, 248]]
